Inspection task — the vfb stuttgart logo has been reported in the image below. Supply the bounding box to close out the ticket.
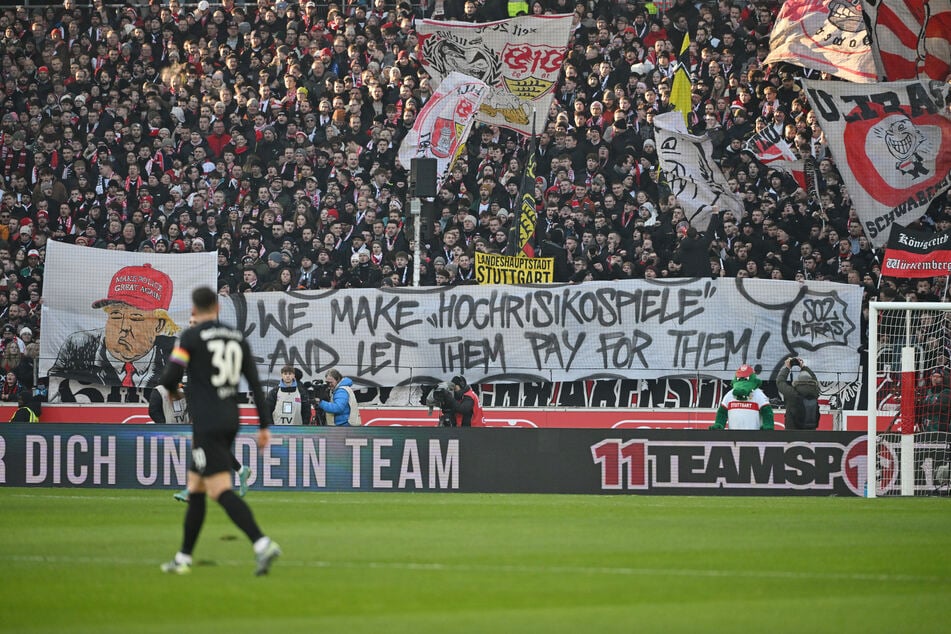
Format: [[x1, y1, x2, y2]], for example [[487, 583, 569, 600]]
[[501, 44, 564, 100]]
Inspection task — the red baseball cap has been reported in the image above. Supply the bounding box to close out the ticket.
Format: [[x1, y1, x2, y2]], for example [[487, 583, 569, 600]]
[[92, 264, 173, 312], [735, 364, 754, 378]]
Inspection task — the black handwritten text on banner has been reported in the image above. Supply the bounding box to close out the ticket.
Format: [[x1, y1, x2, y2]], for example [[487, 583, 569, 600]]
[[217, 279, 862, 387]]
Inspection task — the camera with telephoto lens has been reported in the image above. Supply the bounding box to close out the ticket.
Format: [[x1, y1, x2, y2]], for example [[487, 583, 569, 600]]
[[304, 379, 331, 403], [789, 357, 801, 368], [425, 382, 455, 424]]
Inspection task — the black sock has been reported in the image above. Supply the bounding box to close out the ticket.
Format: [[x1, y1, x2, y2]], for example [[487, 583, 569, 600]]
[[231, 456, 241, 471], [217, 489, 264, 543], [181, 492, 206, 556]]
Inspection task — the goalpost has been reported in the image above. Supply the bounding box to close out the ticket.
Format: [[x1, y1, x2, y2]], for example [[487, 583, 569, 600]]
[[867, 301, 951, 497]]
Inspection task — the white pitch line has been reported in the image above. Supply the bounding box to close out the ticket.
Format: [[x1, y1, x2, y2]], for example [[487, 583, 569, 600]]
[[2, 492, 876, 511], [1, 554, 946, 584]]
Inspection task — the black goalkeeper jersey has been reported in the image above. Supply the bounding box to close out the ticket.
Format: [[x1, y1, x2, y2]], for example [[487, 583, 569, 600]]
[[161, 320, 272, 432]]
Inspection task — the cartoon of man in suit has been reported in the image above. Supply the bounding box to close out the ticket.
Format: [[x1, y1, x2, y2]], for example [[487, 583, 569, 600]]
[[50, 264, 181, 388]]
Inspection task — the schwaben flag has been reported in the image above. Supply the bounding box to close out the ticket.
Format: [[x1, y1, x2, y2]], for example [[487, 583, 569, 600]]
[[802, 78, 951, 248], [474, 252, 553, 284], [763, 0, 877, 83], [416, 14, 573, 137], [881, 224, 951, 278], [397, 72, 488, 190], [861, 0, 951, 82]]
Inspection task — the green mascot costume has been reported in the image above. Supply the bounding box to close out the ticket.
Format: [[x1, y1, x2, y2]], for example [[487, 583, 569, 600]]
[[710, 364, 774, 430]]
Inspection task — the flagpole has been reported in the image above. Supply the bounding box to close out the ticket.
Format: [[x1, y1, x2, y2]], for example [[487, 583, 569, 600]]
[[412, 197, 421, 287], [505, 109, 539, 257]]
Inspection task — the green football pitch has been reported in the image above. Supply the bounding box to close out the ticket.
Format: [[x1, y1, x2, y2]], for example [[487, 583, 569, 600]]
[[1, 489, 949, 633]]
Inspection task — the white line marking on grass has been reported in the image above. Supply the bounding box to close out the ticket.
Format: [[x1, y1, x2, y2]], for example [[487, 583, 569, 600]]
[[1, 492, 882, 511], [1, 493, 161, 502], [2, 554, 946, 584]]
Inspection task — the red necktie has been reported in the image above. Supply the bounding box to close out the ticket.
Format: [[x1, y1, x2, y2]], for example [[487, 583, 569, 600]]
[[122, 362, 136, 387]]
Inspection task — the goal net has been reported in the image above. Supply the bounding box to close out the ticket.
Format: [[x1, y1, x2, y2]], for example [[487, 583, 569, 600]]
[[868, 302, 951, 497]]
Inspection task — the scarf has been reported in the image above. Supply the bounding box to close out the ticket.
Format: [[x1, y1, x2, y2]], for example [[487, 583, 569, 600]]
[[1, 145, 28, 178]]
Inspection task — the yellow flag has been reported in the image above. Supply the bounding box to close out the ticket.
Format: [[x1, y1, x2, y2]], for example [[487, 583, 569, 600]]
[[669, 32, 692, 127], [669, 68, 692, 127]]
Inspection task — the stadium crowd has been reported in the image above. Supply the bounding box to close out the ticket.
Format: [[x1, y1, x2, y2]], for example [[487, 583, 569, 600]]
[[0, 0, 949, 393]]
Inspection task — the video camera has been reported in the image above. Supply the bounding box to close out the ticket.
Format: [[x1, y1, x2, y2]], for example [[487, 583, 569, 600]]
[[303, 379, 331, 403], [425, 382, 455, 426]]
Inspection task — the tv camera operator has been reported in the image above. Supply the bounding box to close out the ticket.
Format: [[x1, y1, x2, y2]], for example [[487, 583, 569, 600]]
[[425, 375, 485, 427]]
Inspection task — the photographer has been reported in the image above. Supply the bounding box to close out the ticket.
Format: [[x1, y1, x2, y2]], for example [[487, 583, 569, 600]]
[[315, 368, 362, 426], [426, 376, 484, 427], [777, 357, 820, 430], [265, 365, 313, 426]]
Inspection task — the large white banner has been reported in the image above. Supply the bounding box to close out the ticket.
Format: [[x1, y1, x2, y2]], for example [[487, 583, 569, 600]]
[[397, 72, 488, 185], [861, 0, 951, 82], [211, 278, 861, 386], [417, 14, 573, 136], [654, 112, 745, 230], [39, 241, 217, 389], [803, 78, 951, 247], [763, 0, 877, 83]]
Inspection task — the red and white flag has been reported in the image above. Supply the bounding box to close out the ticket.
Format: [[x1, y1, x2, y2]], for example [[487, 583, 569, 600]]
[[803, 78, 951, 248], [763, 0, 877, 83], [861, 0, 951, 81], [397, 72, 488, 188], [416, 14, 573, 136], [744, 128, 807, 189]]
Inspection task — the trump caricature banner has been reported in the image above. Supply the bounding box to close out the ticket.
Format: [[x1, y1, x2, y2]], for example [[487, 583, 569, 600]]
[[397, 71, 488, 186], [763, 0, 877, 83], [39, 241, 217, 390], [654, 112, 745, 231], [803, 78, 951, 247], [416, 14, 573, 136]]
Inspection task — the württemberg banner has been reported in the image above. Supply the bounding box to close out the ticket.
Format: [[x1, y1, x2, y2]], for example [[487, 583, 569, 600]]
[[881, 223, 951, 278], [803, 79, 951, 248]]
